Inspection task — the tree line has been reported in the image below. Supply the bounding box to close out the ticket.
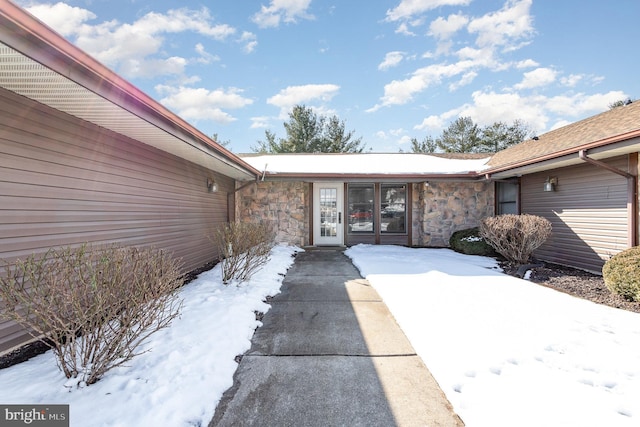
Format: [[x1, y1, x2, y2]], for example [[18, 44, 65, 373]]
[[218, 98, 634, 154], [251, 104, 532, 154], [409, 117, 531, 153]]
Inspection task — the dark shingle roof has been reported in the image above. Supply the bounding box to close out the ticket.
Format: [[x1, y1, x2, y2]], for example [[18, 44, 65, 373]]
[[487, 100, 640, 170]]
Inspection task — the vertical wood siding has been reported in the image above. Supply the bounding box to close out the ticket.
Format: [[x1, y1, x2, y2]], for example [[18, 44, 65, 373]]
[[521, 156, 631, 273], [0, 88, 234, 354]]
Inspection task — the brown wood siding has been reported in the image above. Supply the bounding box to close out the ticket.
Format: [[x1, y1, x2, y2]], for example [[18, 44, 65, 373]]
[[521, 156, 630, 273], [0, 88, 233, 354]]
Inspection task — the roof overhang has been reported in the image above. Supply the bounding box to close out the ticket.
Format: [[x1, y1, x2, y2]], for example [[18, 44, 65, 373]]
[[261, 172, 482, 183], [0, 0, 259, 181], [485, 130, 640, 179]]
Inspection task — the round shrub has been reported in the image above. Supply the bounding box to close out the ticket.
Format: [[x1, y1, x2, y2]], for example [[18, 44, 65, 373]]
[[603, 246, 640, 301], [449, 227, 497, 256], [480, 214, 552, 264]]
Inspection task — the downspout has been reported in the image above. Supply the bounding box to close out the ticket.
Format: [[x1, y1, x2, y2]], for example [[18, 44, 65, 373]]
[[228, 170, 263, 222], [579, 149, 638, 247]]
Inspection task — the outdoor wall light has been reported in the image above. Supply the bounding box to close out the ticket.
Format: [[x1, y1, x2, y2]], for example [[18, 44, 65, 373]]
[[543, 176, 557, 192], [207, 177, 218, 193]]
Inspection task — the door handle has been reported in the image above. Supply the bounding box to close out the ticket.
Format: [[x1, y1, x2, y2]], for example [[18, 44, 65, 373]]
[[338, 212, 342, 224]]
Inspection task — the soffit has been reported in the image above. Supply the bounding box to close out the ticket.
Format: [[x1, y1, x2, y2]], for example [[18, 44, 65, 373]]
[[0, 42, 257, 181]]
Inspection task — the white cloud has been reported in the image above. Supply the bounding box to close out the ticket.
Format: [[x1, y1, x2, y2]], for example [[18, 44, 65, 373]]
[[428, 13, 469, 40], [250, 116, 271, 129], [395, 22, 417, 36], [267, 84, 340, 117], [455, 46, 498, 68], [239, 32, 258, 53], [194, 43, 220, 64], [449, 71, 478, 91], [386, 0, 472, 22], [560, 74, 583, 87], [460, 90, 547, 129], [544, 91, 628, 117], [378, 51, 406, 71], [375, 130, 390, 139], [414, 111, 453, 131], [26, 4, 237, 79], [413, 89, 629, 137], [515, 59, 539, 69], [467, 0, 534, 49], [368, 61, 475, 111], [156, 85, 253, 124], [372, 1, 539, 113], [549, 119, 572, 131], [251, 0, 314, 28], [120, 56, 188, 79], [513, 67, 557, 90], [133, 9, 235, 41], [397, 134, 413, 145], [25, 2, 96, 37]]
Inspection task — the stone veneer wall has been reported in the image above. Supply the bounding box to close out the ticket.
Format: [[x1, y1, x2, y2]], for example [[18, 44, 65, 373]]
[[236, 181, 310, 247], [412, 181, 494, 247]]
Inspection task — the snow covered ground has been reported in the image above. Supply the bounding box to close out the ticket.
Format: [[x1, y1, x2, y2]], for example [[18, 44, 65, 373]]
[[2, 243, 639, 427], [0, 245, 300, 427], [345, 245, 640, 427]]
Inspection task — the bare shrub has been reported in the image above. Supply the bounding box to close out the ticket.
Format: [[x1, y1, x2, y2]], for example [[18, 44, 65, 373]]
[[212, 221, 275, 284], [480, 214, 552, 264], [0, 244, 183, 386]]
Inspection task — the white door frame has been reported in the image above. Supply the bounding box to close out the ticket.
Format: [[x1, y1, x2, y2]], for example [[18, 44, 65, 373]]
[[313, 182, 344, 245]]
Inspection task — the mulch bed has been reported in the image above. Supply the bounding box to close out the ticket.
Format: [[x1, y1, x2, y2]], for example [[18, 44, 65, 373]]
[[500, 260, 640, 314]]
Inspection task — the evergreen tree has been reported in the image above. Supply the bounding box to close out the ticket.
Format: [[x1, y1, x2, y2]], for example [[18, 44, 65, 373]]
[[410, 136, 437, 153], [479, 120, 531, 152], [320, 115, 365, 153], [436, 116, 481, 153], [252, 105, 365, 153]]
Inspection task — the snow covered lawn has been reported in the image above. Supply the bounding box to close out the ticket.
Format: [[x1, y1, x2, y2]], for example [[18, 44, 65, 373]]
[[345, 244, 640, 427], [0, 245, 300, 427]]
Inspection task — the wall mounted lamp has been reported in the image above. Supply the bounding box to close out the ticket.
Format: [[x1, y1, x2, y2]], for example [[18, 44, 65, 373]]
[[543, 176, 557, 192], [207, 177, 218, 193]]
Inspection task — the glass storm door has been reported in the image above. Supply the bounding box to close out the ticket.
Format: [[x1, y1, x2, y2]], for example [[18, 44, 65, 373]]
[[313, 182, 344, 245]]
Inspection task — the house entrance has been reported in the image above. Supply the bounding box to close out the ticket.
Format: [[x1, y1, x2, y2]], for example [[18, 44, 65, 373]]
[[313, 182, 344, 245]]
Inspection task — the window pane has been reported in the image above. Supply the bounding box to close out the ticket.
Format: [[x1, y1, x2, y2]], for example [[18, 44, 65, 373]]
[[348, 184, 374, 233], [497, 182, 518, 215], [320, 188, 338, 237], [381, 184, 406, 233]]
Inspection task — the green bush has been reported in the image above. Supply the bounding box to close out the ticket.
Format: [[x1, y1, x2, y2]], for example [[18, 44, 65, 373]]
[[0, 244, 183, 386], [480, 214, 552, 264], [449, 227, 496, 256], [603, 246, 640, 301]]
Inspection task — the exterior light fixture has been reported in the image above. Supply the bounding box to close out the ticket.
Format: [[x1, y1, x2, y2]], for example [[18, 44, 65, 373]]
[[207, 177, 218, 193], [543, 177, 557, 192]]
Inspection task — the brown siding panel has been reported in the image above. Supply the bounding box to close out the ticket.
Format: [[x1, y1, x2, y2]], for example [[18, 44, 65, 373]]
[[521, 156, 630, 273], [0, 88, 233, 354]]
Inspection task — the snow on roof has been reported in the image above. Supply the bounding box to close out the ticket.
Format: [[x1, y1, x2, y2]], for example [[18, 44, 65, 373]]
[[240, 153, 491, 175]]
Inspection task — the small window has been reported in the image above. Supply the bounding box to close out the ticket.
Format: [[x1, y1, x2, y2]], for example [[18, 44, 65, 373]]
[[381, 184, 406, 233], [497, 181, 518, 215], [348, 184, 374, 233]]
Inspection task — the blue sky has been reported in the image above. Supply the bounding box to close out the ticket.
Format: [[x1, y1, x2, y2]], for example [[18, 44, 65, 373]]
[[16, 0, 639, 153]]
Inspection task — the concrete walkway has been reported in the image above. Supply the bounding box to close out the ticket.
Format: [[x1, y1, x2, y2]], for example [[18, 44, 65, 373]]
[[209, 249, 464, 427]]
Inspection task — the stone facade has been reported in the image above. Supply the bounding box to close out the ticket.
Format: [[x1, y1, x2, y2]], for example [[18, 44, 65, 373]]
[[236, 181, 310, 247], [237, 180, 493, 249], [412, 181, 494, 247]]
